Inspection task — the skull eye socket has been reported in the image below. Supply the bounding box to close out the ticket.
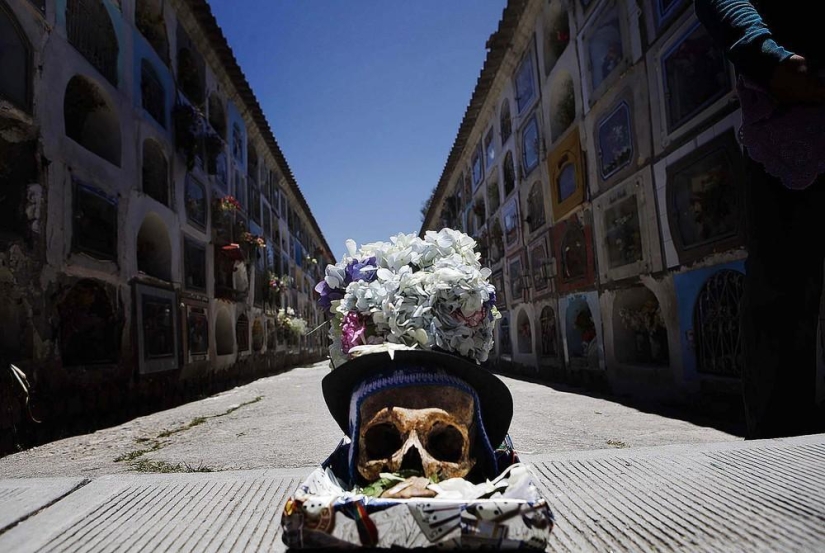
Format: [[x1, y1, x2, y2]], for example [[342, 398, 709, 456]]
[[363, 423, 403, 460], [425, 422, 465, 462]]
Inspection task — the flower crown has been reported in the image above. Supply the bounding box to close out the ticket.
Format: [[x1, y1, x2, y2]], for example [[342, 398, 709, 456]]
[[315, 229, 500, 368]]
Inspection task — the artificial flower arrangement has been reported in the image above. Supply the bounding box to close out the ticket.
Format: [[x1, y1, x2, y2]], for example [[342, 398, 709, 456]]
[[314, 229, 500, 368], [240, 231, 266, 248], [619, 299, 665, 334], [268, 272, 292, 292], [276, 307, 308, 338], [215, 195, 242, 213]]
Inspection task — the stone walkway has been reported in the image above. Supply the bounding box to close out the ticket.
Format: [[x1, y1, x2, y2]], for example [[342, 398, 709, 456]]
[[1, 434, 823, 552]]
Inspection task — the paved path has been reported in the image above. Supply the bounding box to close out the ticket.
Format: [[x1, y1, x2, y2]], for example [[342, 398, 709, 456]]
[[0, 363, 738, 479], [1, 362, 819, 551], [1, 434, 823, 552]]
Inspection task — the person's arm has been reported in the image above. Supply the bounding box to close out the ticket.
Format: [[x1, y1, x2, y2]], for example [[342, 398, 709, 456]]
[[695, 0, 825, 104], [694, 0, 792, 86]]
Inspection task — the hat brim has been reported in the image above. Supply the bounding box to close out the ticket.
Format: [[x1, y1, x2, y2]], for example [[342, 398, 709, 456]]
[[321, 349, 513, 449]]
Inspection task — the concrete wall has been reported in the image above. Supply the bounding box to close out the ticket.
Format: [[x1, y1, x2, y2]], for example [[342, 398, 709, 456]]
[[422, 0, 761, 407], [0, 0, 329, 452]]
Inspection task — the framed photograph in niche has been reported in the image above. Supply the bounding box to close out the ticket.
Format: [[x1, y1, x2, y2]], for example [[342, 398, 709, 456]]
[[183, 238, 207, 292], [584, 3, 625, 100], [552, 215, 596, 295], [520, 114, 540, 177], [514, 49, 536, 114], [491, 271, 506, 311], [507, 254, 524, 305], [72, 180, 118, 262], [560, 223, 587, 283], [539, 305, 560, 360], [666, 131, 744, 264], [502, 196, 520, 250], [485, 128, 495, 168], [471, 142, 484, 189], [661, 21, 731, 133], [604, 194, 642, 270], [529, 237, 550, 294], [596, 100, 633, 181], [182, 300, 209, 363], [135, 283, 179, 374], [548, 128, 585, 221], [594, 168, 662, 282], [185, 175, 207, 230]]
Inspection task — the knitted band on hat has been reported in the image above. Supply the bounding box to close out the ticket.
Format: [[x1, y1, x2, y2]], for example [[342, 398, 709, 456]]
[[345, 365, 498, 486]]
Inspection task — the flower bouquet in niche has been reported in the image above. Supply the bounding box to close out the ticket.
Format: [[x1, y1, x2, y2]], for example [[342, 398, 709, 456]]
[[619, 300, 668, 364], [239, 231, 265, 264], [216, 195, 242, 213], [268, 273, 291, 294], [282, 229, 554, 550], [240, 231, 266, 249]]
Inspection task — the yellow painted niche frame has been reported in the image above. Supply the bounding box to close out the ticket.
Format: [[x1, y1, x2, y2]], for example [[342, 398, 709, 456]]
[[548, 128, 586, 222]]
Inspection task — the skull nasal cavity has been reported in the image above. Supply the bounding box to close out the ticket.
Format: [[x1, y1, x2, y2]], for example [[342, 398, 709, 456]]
[[427, 424, 464, 462], [364, 423, 402, 460], [400, 445, 424, 472]]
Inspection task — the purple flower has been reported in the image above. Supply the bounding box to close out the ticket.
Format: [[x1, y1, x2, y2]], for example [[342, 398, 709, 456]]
[[341, 311, 367, 354], [315, 280, 344, 314], [345, 256, 377, 283], [315, 256, 377, 315], [484, 290, 497, 310]]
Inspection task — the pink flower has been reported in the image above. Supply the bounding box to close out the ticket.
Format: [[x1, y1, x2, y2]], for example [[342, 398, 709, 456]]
[[341, 311, 367, 354], [454, 307, 487, 328]]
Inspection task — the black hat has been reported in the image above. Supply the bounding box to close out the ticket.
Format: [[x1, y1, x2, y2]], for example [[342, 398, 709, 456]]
[[322, 348, 513, 449]]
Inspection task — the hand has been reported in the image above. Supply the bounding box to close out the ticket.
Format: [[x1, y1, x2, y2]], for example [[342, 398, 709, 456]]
[[768, 55, 825, 105]]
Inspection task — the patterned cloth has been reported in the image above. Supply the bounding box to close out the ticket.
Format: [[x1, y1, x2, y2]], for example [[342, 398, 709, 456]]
[[737, 75, 825, 190]]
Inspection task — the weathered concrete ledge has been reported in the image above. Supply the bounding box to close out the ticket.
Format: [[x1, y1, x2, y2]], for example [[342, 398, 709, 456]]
[[1, 434, 823, 552]]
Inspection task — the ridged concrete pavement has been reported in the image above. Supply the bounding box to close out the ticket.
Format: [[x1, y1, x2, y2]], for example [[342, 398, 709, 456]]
[[1, 435, 823, 552]]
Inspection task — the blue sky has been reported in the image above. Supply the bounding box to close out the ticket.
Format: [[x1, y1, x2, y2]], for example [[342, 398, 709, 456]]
[[208, 1, 507, 261]]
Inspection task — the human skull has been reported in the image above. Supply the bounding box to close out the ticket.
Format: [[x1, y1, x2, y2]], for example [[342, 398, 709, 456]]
[[357, 385, 476, 483]]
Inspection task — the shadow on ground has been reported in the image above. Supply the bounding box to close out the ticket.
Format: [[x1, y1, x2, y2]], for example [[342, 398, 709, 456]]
[[493, 368, 747, 438]]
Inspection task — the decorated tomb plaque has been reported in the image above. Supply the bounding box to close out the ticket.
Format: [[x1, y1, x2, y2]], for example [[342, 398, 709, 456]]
[[509, 254, 524, 303], [662, 22, 731, 132], [588, 5, 623, 91], [604, 195, 642, 269], [135, 284, 179, 373], [185, 175, 207, 229], [597, 100, 633, 180], [503, 197, 520, 249], [186, 305, 209, 357], [667, 132, 742, 262]]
